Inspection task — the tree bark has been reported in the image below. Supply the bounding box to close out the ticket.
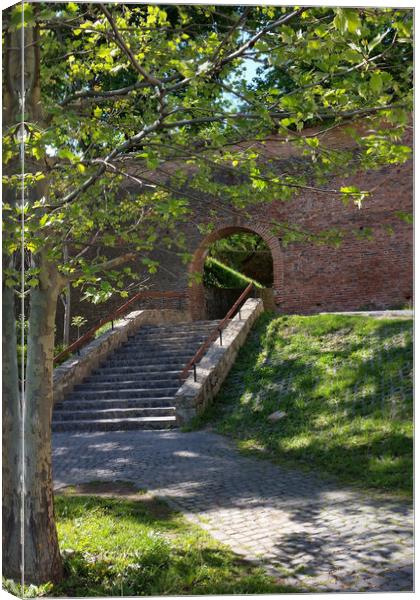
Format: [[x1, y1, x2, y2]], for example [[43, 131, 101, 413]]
[[3, 7, 64, 584], [62, 284, 71, 346], [23, 256, 63, 583], [2, 276, 23, 582], [62, 245, 71, 346], [2, 13, 24, 583]]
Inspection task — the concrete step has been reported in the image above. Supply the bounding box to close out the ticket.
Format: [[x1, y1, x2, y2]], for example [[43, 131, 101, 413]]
[[130, 326, 216, 335], [85, 372, 182, 384], [111, 349, 193, 359], [116, 340, 207, 351], [68, 387, 178, 400], [107, 348, 196, 357], [74, 380, 180, 390], [103, 358, 190, 368], [134, 321, 218, 332], [53, 406, 176, 421], [52, 415, 177, 433], [55, 397, 176, 411], [52, 319, 220, 432], [93, 365, 187, 375], [127, 332, 213, 342], [128, 331, 218, 342]]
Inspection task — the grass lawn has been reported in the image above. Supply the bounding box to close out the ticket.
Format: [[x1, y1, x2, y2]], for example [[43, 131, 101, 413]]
[[203, 257, 263, 288], [3, 482, 297, 597], [189, 313, 413, 497]]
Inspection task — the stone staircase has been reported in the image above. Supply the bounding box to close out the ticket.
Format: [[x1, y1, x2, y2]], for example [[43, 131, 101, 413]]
[[52, 320, 219, 432]]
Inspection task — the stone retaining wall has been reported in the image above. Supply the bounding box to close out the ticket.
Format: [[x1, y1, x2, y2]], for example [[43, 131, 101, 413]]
[[175, 298, 264, 424], [53, 308, 190, 404]]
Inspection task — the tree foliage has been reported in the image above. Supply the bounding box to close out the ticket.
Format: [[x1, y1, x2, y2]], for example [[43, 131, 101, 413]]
[[3, 3, 413, 299], [2, 2, 413, 586]]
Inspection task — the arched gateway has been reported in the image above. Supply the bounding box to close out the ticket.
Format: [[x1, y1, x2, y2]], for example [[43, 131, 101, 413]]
[[55, 123, 413, 342], [188, 221, 284, 320]]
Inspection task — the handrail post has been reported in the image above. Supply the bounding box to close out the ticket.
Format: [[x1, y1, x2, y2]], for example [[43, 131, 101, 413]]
[[53, 290, 185, 366], [178, 282, 254, 382], [193, 363, 197, 382]]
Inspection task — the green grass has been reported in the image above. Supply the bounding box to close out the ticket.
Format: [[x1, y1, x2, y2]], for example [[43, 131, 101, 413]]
[[93, 319, 124, 339], [52, 320, 124, 368], [203, 257, 263, 289], [3, 483, 297, 597], [190, 313, 413, 497]]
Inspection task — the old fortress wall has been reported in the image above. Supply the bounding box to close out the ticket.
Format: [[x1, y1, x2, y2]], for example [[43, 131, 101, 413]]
[[56, 122, 413, 339]]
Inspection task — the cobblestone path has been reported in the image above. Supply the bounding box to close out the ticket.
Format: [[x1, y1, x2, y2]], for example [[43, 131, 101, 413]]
[[53, 430, 413, 593]]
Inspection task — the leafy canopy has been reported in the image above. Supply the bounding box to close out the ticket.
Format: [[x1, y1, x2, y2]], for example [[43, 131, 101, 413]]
[[3, 3, 413, 300]]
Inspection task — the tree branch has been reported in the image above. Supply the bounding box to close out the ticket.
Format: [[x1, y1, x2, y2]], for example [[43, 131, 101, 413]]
[[60, 81, 154, 107], [67, 252, 137, 282], [99, 3, 162, 87], [160, 103, 405, 130], [219, 8, 306, 67]]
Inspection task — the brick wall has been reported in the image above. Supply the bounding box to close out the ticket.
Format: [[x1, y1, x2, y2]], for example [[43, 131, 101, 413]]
[[270, 160, 413, 314], [56, 289, 188, 345], [184, 125, 413, 318], [56, 121, 413, 336]]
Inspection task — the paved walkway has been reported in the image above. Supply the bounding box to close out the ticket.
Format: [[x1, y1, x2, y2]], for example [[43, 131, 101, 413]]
[[53, 430, 413, 592]]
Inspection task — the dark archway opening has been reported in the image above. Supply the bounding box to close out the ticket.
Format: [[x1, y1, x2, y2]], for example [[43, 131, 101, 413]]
[[204, 232, 273, 287], [203, 232, 274, 319], [189, 222, 283, 321]]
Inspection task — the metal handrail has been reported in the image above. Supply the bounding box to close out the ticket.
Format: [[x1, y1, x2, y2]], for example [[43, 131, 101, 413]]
[[179, 282, 254, 382], [53, 290, 185, 365]]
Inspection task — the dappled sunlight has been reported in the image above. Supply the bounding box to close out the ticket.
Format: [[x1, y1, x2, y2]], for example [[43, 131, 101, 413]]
[[206, 312, 413, 494], [279, 434, 313, 451], [48, 490, 293, 597], [173, 450, 201, 458], [50, 312, 413, 594], [52, 423, 413, 593]]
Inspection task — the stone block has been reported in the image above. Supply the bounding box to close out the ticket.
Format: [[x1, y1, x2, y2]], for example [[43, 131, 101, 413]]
[[175, 298, 264, 423], [53, 309, 191, 404]]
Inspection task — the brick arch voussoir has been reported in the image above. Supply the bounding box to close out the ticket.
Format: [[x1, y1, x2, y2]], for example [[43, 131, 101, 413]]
[[188, 220, 284, 319]]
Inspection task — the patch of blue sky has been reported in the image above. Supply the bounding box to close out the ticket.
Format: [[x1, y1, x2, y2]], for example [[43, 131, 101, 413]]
[[222, 57, 269, 109]]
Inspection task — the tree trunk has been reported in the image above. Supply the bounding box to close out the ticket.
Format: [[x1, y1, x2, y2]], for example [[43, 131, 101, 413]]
[[23, 257, 63, 584], [2, 13, 24, 580], [3, 8, 64, 584], [62, 284, 71, 346], [62, 245, 71, 347], [2, 278, 23, 582]]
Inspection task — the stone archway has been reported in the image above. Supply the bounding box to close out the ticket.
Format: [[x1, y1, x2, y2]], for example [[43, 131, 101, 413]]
[[188, 220, 284, 320]]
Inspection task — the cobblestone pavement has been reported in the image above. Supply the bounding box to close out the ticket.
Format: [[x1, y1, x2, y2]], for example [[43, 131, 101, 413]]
[[53, 430, 413, 593]]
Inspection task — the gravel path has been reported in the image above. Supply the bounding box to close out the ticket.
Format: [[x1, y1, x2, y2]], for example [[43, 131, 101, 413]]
[[53, 429, 413, 592]]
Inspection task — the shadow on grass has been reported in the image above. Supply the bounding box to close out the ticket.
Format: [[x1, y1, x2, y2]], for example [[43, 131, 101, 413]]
[[43, 488, 298, 597], [50, 315, 413, 594], [195, 313, 413, 496]]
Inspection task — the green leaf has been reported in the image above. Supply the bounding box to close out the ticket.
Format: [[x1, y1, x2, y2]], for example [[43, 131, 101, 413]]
[[395, 210, 413, 224], [370, 72, 383, 94], [345, 10, 362, 35], [67, 2, 79, 13], [333, 9, 347, 33], [57, 148, 79, 163], [39, 214, 49, 227]]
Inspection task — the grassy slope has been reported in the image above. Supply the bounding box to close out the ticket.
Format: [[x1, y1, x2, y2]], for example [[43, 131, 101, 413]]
[[191, 313, 413, 497], [3, 484, 297, 597], [203, 257, 263, 288]]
